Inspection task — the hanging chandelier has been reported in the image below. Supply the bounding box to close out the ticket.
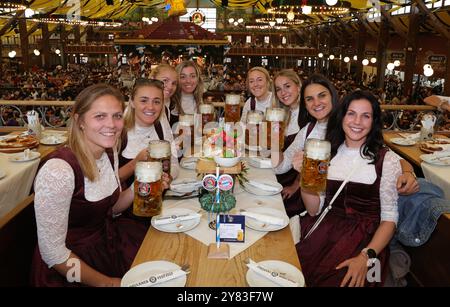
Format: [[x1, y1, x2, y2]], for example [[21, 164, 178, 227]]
[[267, 0, 350, 21], [30, 14, 122, 27], [0, 1, 27, 16]]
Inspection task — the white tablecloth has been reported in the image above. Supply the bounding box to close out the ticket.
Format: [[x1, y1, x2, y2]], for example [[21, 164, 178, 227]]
[[159, 160, 288, 259], [421, 162, 450, 200], [0, 153, 40, 219]]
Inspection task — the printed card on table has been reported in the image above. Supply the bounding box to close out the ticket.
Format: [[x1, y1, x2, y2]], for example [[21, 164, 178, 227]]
[[217, 214, 245, 243]]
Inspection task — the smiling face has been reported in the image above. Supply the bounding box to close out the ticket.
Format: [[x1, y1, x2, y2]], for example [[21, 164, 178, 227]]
[[79, 95, 124, 158], [155, 68, 177, 101], [303, 83, 333, 123], [275, 76, 300, 108], [342, 98, 373, 148], [131, 85, 163, 127], [179, 66, 199, 94], [248, 70, 270, 100]]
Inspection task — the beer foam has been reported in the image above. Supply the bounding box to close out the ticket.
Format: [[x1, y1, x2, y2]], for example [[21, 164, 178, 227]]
[[199, 104, 214, 114], [148, 140, 171, 159], [247, 111, 264, 124], [265, 108, 285, 122], [225, 94, 241, 105], [135, 161, 162, 182], [305, 139, 331, 160], [179, 114, 194, 126]]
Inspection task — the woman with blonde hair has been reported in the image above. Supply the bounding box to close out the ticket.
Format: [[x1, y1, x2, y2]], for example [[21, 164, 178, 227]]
[[31, 84, 148, 286], [119, 78, 178, 186], [273, 69, 303, 217], [173, 60, 204, 115], [240, 66, 277, 123], [150, 64, 178, 126]]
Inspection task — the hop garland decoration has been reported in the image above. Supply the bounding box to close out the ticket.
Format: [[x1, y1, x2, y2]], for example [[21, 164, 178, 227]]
[[200, 190, 236, 213]]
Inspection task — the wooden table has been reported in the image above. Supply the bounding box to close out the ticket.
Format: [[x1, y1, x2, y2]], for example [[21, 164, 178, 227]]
[[133, 226, 299, 286]]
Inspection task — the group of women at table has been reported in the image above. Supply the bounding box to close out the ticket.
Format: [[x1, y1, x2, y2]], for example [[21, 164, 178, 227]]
[[31, 60, 419, 287]]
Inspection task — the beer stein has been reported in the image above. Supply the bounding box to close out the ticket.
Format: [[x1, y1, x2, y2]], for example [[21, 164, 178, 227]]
[[419, 113, 436, 141], [198, 103, 215, 127], [300, 139, 331, 193], [245, 110, 264, 149], [148, 140, 171, 176], [133, 161, 163, 217], [178, 114, 195, 149], [264, 108, 286, 151], [224, 94, 241, 123], [27, 110, 41, 140]]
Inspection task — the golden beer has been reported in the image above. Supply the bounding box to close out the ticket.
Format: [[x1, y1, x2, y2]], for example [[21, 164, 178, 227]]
[[225, 94, 241, 123], [300, 139, 331, 193], [265, 108, 286, 151], [179, 114, 195, 150], [133, 161, 163, 217], [148, 140, 171, 176], [245, 110, 264, 149], [199, 103, 215, 127]]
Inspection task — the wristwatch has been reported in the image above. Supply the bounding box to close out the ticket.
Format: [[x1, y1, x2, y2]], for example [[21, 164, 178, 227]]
[[361, 248, 377, 261]]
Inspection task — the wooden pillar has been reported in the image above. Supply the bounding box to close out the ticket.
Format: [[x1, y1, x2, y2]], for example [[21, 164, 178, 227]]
[[41, 24, 51, 69], [18, 15, 29, 71], [60, 25, 67, 67], [74, 25, 81, 65], [403, 8, 421, 100], [356, 22, 366, 85], [376, 15, 390, 90]]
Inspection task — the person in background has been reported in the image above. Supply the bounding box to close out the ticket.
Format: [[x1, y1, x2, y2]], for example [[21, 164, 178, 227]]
[[240, 66, 277, 123], [298, 90, 401, 286], [150, 64, 179, 126], [31, 84, 158, 287], [272, 69, 303, 217], [423, 95, 450, 112], [173, 60, 204, 115]]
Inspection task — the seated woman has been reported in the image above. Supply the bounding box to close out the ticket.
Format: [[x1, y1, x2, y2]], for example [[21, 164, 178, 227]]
[[119, 78, 179, 187], [297, 90, 401, 287], [150, 64, 178, 127], [173, 60, 204, 116], [272, 69, 303, 217], [240, 67, 277, 123], [31, 84, 169, 287]]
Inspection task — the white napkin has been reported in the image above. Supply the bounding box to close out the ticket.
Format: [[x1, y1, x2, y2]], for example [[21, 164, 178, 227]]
[[398, 132, 420, 141], [246, 259, 299, 287], [153, 213, 201, 225], [251, 157, 272, 168], [124, 269, 188, 287], [241, 211, 285, 226], [246, 180, 280, 193], [180, 158, 197, 169], [170, 179, 202, 193]]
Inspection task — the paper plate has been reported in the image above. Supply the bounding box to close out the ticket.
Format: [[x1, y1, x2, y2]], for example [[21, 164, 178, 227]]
[[121, 261, 186, 287], [420, 153, 450, 166], [8, 151, 41, 162], [391, 137, 416, 146], [243, 180, 283, 196], [246, 260, 305, 287]]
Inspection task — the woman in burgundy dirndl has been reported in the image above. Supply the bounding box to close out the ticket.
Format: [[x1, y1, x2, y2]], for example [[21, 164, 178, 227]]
[[297, 91, 401, 287]]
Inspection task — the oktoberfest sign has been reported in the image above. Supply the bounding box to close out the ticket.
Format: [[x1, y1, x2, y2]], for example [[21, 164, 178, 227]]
[[190, 9, 206, 26]]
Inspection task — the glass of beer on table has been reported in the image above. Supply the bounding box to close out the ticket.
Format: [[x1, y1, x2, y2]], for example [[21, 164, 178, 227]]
[[224, 94, 241, 123], [199, 103, 215, 127], [133, 161, 163, 217], [148, 140, 171, 176], [300, 139, 330, 193], [178, 114, 195, 149], [245, 110, 264, 150], [264, 108, 286, 151]]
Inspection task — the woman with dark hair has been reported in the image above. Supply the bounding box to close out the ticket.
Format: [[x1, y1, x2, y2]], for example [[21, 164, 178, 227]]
[[298, 90, 400, 287]]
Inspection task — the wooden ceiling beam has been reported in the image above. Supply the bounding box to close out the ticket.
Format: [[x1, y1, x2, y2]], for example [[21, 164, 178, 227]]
[[355, 13, 378, 38], [336, 19, 355, 39], [379, 4, 408, 40], [414, 0, 450, 40], [0, 11, 24, 37]]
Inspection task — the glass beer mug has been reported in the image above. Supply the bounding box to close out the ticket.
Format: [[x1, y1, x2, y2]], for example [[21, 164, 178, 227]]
[[178, 114, 195, 149], [133, 161, 163, 217], [224, 94, 241, 123], [265, 108, 286, 151], [300, 139, 331, 193], [245, 110, 264, 149], [148, 140, 171, 176], [199, 103, 215, 127]]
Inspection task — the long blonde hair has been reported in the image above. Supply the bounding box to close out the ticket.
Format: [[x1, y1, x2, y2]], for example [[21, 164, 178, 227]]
[[124, 78, 165, 130], [273, 69, 302, 126], [173, 60, 204, 115], [69, 83, 125, 181], [246, 66, 277, 108]]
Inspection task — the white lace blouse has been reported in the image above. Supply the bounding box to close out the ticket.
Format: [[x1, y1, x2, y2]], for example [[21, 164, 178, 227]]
[[318, 143, 400, 224], [286, 105, 300, 136], [34, 152, 119, 268], [274, 121, 327, 174], [121, 117, 179, 179], [240, 92, 274, 123]]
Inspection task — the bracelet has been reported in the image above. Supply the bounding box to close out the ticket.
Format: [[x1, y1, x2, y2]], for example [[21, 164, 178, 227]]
[[403, 170, 417, 179]]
